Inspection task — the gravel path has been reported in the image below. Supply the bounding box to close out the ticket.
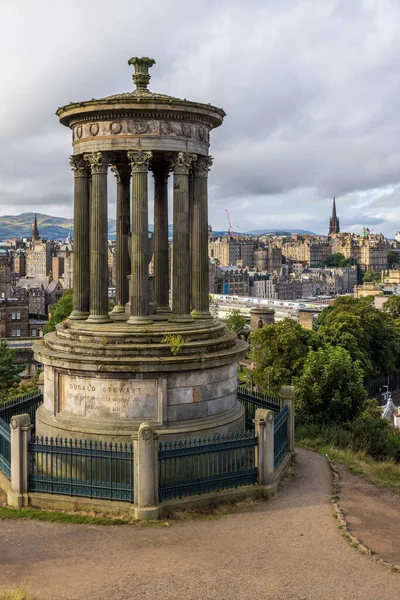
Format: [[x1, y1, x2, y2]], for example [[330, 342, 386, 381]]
[[1, 447, 399, 600]]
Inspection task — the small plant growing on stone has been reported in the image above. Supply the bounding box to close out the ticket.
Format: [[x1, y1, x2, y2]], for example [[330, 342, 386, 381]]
[[162, 334, 185, 356]]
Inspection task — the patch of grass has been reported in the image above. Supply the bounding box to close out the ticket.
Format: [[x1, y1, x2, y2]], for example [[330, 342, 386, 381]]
[[297, 438, 400, 490], [0, 587, 39, 600], [237, 364, 253, 387], [0, 505, 165, 527]]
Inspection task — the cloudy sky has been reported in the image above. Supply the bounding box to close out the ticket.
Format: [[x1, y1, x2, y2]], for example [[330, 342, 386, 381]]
[[1, 0, 400, 236]]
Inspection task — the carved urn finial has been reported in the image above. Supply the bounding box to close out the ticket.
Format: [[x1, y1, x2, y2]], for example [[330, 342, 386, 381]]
[[128, 56, 156, 91]]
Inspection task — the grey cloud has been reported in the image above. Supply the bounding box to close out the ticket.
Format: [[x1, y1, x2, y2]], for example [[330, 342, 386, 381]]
[[1, 0, 400, 237]]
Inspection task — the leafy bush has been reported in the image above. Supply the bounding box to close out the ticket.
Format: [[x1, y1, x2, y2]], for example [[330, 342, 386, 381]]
[[296, 401, 400, 463]]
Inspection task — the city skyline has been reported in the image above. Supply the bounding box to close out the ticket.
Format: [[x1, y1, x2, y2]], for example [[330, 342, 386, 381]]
[[2, 1, 400, 237]]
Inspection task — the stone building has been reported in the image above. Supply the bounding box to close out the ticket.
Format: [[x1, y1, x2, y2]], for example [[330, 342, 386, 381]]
[[15, 277, 63, 316], [25, 216, 53, 279], [108, 241, 116, 287], [253, 245, 282, 273], [52, 237, 74, 290], [0, 249, 12, 298], [353, 282, 383, 298], [328, 197, 340, 235], [12, 249, 26, 277], [274, 277, 302, 300], [282, 237, 332, 267], [0, 297, 29, 338], [209, 236, 255, 268], [249, 273, 276, 298], [210, 265, 249, 296], [331, 229, 388, 272]]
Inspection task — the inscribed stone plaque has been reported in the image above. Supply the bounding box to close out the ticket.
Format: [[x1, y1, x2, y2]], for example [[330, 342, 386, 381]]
[[59, 375, 159, 421]]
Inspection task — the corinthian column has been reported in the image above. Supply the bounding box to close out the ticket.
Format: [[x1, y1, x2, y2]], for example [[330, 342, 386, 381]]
[[191, 156, 213, 318], [84, 152, 110, 323], [127, 150, 153, 325], [170, 152, 197, 322], [111, 164, 131, 313], [152, 162, 171, 313], [69, 155, 90, 320]]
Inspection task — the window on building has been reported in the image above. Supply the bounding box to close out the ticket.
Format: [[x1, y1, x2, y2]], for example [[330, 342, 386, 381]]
[[12, 329, 21, 337], [31, 329, 36, 337], [11, 312, 16, 320]]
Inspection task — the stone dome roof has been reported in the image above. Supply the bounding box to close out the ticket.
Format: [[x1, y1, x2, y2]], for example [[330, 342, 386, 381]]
[[57, 57, 225, 130]]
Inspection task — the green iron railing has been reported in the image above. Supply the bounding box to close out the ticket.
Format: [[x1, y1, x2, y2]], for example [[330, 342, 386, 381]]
[[0, 416, 11, 480], [158, 431, 258, 502], [274, 405, 289, 469], [0, 390, 42, 426], [237, 386, 280, 430], [29, 437, 134, 502]]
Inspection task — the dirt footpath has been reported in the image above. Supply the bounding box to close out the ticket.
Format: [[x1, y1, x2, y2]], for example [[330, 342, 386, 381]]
[[336, 462, 400, 565], [1, 448, 399, 600]]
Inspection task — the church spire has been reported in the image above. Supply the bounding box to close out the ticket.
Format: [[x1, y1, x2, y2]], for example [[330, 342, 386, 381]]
[[328, 197, 340, 235], [32, 213, 40, 241]]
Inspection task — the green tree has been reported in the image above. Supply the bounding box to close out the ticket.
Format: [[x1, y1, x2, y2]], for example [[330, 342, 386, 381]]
[[0, 341, 23, 398], [315, 296, 400, 378], [362, 270, 381, 283], [295, 344, 366, 424], [224, 309, 247, 335], [44, 289, 73, 334], [251, 319, 317, 394], [382, 295, 400, 319], [325, 253, 354, 268], [387, 250, 400, 268]]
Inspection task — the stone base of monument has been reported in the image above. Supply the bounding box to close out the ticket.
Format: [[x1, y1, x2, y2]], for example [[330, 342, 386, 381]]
[[33, 318, 246, 444]]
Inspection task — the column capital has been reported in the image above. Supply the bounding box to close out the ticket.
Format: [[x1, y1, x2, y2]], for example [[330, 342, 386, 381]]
[[83, 151, 108, 175], [127, 150, 152, 172], [193, 155, 213, 178], [171, 152, 197, 175], [70, 155, 88, 177], [150, 162, 172, 184], [111, 163, 131, 185]]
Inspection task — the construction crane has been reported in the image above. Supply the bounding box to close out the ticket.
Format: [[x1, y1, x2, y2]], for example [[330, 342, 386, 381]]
[[225, 209, 235, 238]]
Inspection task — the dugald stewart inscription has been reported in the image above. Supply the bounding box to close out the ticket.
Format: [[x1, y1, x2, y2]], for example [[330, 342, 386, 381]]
[[59, 375, 159, 420]]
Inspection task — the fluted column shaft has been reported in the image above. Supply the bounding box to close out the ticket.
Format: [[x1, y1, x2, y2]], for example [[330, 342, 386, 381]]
[[112, 164, 131, 312], [127, 150, 153, 325], [170, 152, 197, 322], [191, 156, 213, 318], [69, 155, 90, 319], [84, 152, 110, 323], [152, 163, 170, 312]]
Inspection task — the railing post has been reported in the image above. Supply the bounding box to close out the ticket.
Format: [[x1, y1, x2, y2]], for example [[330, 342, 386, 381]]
[[254, 408, 274, 485], [133, 422, 159, 520], [7, 413, 33, 507], [280, 385, 295, 456]]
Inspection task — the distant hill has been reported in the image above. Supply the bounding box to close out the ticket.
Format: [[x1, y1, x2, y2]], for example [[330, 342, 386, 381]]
[[211, 228, 318, 237], [0, 213, 317, 241], [0, 212, 172, 241], [0, 213, 75, 240]]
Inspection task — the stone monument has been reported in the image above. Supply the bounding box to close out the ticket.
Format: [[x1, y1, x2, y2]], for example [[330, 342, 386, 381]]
[[34, 57, 246, 443]]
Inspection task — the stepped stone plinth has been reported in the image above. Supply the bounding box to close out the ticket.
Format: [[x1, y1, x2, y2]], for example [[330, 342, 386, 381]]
[[34, 57, 246, 443]]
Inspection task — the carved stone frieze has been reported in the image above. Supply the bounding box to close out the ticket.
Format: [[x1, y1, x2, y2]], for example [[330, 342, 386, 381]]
[[89, 123, 99, 136], [110, 121, 122, 134], [73, 120, 210, 142]]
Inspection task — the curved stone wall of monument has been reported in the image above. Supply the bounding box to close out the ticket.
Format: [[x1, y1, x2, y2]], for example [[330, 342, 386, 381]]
[[33, 57, 246, 443]]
